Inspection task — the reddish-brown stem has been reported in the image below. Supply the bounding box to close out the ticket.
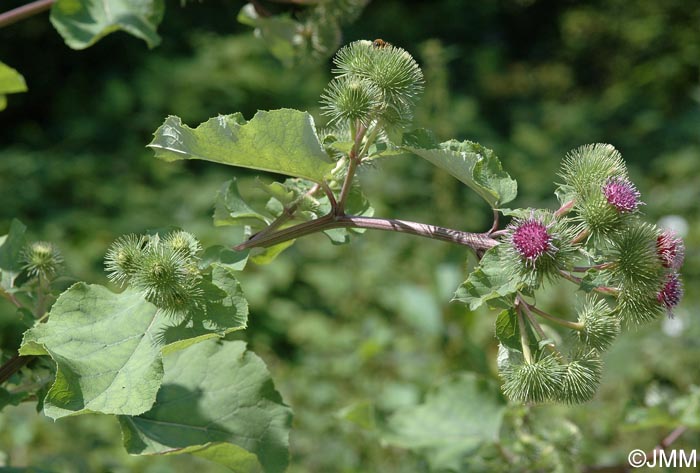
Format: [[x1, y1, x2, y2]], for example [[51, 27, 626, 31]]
[[0, 354, 33, 385], [235, 213, 499, 252], [0, 0, 55, 28]]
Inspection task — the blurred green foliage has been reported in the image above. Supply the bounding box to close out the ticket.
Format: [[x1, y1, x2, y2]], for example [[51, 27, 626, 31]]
[[0, 0, 699, 471]]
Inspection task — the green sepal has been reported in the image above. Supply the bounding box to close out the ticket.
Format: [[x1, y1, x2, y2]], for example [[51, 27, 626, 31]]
[[149, 110, 334, 183], [50, 0, 165, 50], [401, 129, 517, 208], [119, 339, 292, 473]]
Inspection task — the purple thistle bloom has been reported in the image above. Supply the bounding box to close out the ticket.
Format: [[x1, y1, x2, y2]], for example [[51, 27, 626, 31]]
[[657, 273, 683, 318], [656, 230, 685, 270], [602, 177, 643, 213], [511, 218, 553, 262]]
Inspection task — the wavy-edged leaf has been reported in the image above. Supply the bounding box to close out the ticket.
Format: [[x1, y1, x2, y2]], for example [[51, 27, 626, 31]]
[[19, 284, 167, 418], [401, 129, 517, 207], [119, 339, 292, 473], [453, 245, 520, 311], [159, 265, 249, 355], [149, 109, 334, 182], [383, 372, 505, 472], [50, 0, 165, 50], [19, 275, 248, 418], [0, 62, 27, 111]]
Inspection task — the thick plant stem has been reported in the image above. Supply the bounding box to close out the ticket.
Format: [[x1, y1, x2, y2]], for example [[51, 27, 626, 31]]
[[0, 0, 55, 28], [0, 354, 32, 385], [234, 214, 500, 251]]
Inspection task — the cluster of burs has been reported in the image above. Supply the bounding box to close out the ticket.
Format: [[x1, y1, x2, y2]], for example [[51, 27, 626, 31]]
[[499, 143, 684, 404], [320, 39, 424, 135], [104, 230, 204, 318]]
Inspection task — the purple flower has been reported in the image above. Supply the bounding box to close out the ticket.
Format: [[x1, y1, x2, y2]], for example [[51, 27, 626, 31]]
[[602, 177, 643, 213], [511, 218, 553, 262], [656, 230, 685, 270], [657, 273, 683, 318]]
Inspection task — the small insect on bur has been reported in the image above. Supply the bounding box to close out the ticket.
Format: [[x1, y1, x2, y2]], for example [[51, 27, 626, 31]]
[[372, 38, 391, 48]]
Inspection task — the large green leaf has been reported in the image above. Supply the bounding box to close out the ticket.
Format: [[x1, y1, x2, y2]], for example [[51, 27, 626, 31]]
[[0, 63, 27, 111], [19, 274, 248, 419], [383, 372, 505, 472], [453, 244, 521, 311], [0, 219, 27, 290], [119, 339, 292, 473], [402, 129, 517, 208], [50, 0, 165, 50], [19, 284, 167, 418], [149, 109, 334, 183]]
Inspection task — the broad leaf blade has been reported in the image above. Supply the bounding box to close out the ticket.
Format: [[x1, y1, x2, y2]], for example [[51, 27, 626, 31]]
[[453, 245, 520, 311], [119, 339, 292, 473], [50, 0, 165, 50], [19, 283, 167, 418], [402, 129, 517, 208], [383, 372, 505, 472], [0, 62, 27, 111], [213, 179, 269, 229], [149, 110, 334, 183]]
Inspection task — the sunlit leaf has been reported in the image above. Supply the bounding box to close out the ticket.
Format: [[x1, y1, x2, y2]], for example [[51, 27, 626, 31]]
[[402, 129, 517, 208], [119, 339, 292, 473], [19, 274, 248, 418], [19, 284, 167, 418], [0, 62, 27, 111], [149, 110, 334, 182], [50, 0, 165, 50]]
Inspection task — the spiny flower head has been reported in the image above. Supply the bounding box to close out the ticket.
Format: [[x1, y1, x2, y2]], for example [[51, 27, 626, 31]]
[[21, 241, 63, 279], [509, 216, 556, 263], [602, 177, 643, 213], [657, 272, 683, 318], [656, 229, 685, 270]]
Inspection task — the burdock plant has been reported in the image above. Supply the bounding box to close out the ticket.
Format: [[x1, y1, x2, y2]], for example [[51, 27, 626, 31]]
[[144, 39, 685, 405]]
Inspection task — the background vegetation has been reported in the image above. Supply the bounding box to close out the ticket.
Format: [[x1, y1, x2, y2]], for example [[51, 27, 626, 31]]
[[1, 0, 698, 471]]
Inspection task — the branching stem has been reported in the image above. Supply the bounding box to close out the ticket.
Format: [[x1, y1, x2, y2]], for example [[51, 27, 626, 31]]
[[525, 300, 584, 331], [0, 0, 55, 28], [234, 214, 499, 251]]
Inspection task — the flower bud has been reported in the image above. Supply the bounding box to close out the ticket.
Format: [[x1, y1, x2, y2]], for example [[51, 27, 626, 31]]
[[21, 241, 63, 279], [105, 234, 147, 286], [602, 177, 643, 213], [656, 229, 685, 270], [657, 272, 683, 318], [558, 351, 602, 404], [320, 76, 382, 127], [502, 355, 565, 404], [576, 297, 620, 351], [164, 230, 202, 260]]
